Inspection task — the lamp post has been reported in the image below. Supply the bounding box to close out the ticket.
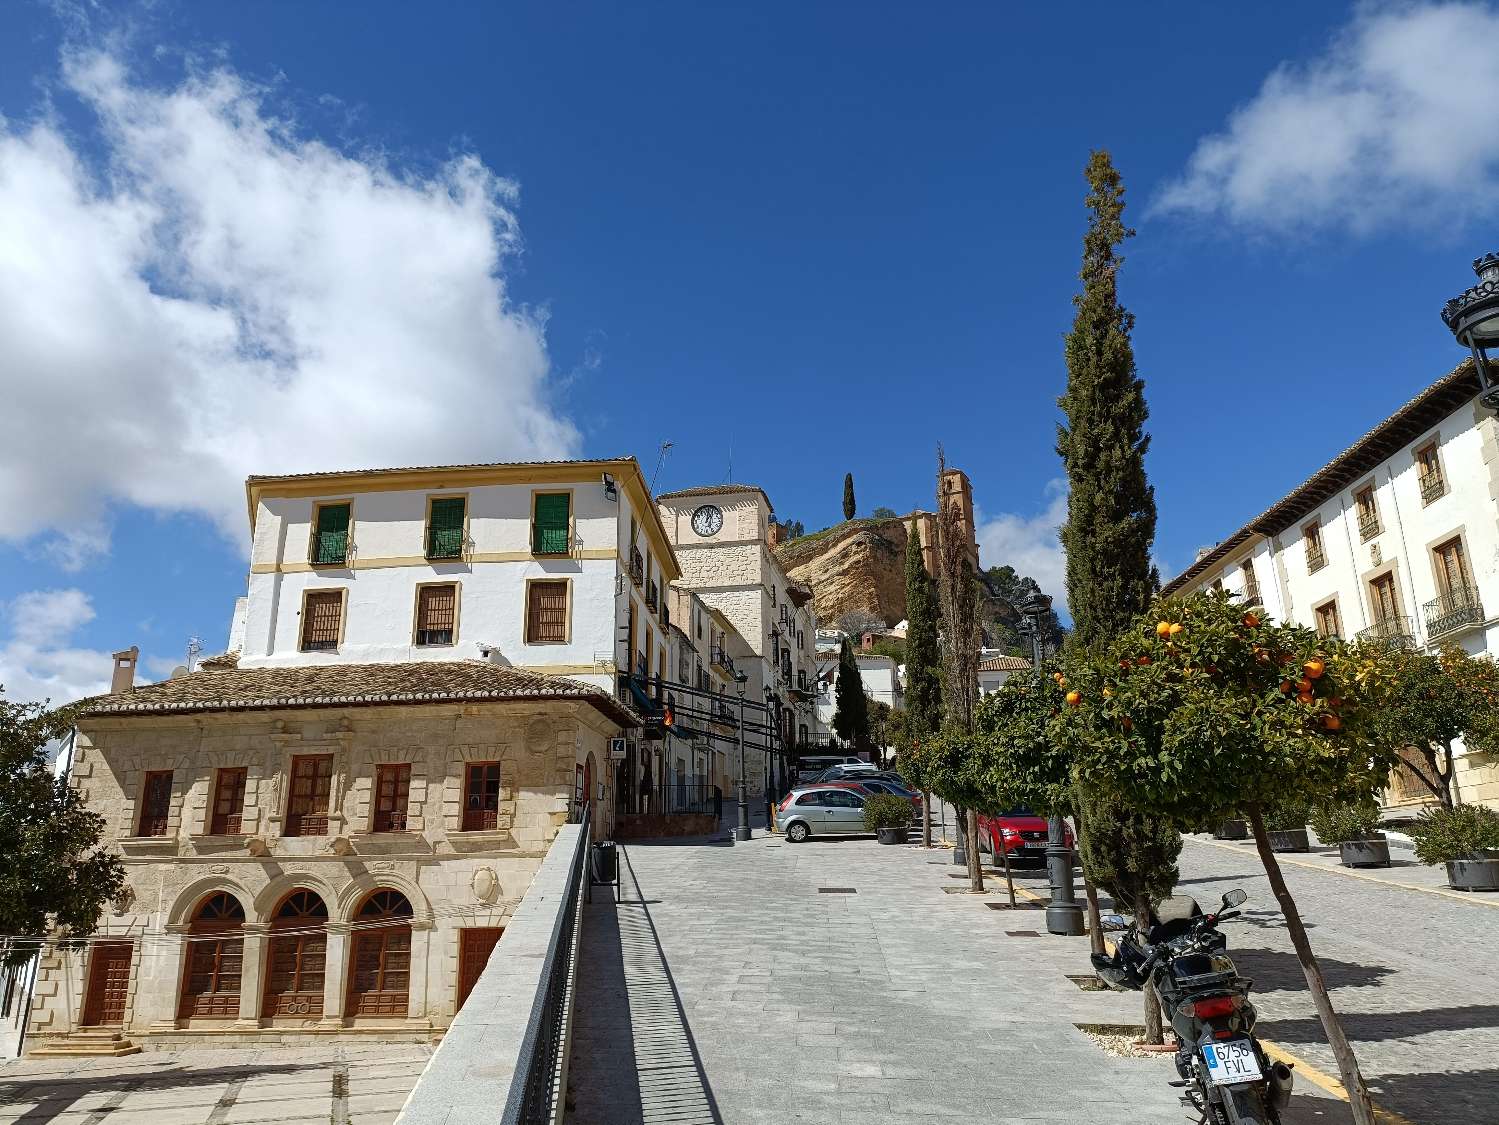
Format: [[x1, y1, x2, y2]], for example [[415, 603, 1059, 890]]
[[1442, 252, 1499, 413], [734, 672, 752, 841], [1017, 592, 1085, 937]]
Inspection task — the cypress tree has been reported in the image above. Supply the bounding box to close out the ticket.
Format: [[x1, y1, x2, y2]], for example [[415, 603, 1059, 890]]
[[903, 517, 943, 846], [1057, 150, 1177, 1043], [831, 638, 870, 752], [842, 473, 856, 521]]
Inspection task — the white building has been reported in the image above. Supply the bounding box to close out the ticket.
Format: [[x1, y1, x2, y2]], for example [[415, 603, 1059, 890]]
[[1163, 360, 1499, 811], [813, 643, 904, 747], [978, 654, 1032, 695]]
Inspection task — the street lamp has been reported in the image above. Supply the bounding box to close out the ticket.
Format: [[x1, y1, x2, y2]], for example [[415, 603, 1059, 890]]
[[1442, 251, 1499, 413], [1017, 592, 1085, 937], [734, 672, 752, 841]]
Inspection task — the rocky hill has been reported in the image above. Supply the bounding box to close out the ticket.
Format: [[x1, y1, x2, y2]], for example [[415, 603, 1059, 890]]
[[776, 518, 913, 627]]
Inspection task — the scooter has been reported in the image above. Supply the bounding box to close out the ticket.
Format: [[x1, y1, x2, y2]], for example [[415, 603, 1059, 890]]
[[1092, 889, 1295, 1125]]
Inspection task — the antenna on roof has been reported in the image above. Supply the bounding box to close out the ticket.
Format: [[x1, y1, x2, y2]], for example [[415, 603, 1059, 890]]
[[727, 436, 733, 483], [651, 441, 674, 494]]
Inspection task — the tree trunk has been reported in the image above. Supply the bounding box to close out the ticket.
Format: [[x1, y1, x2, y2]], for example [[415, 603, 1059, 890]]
[[1070, 804, 1106, 957], [1132, 901, 1165, 1045], [1442, 741, 1459, 807], [996, 823, 1016, 908], [966, 809, 985, 892], [1246, 803, 1377, 1125], [922, 792, 932, 848], [953, 804, 968, 866]]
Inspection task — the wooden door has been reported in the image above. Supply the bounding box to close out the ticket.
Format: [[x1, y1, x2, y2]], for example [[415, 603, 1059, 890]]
[[1434, 538, 1471, 595], [1370, 572, 1399, 624], [347, 929, 411, 1016], [81, 941, 133, 1026], [456, 928, 505, 1012]]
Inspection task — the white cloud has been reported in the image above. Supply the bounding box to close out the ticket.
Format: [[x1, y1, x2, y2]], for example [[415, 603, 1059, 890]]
[[1153, 2, 1499, 232], [975, 479, 1069, 614], [0, 48, 578, 555], [0, 588, 121, 705]]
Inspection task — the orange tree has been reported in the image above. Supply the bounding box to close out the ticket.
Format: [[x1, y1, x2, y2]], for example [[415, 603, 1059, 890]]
[[1053, 591, 1394, 1125]]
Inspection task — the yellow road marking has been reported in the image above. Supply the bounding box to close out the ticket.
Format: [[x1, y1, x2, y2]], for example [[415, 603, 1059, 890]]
[[1257, 1038, 1420, 1125], [1186, 836, 1499, 909]]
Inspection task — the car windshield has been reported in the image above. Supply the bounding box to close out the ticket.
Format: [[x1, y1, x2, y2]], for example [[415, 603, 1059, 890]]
[[1002, 806, 1036, 817]]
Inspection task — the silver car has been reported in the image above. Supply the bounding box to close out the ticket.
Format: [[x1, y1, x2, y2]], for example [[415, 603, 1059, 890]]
[[776, 786, 868, 842]]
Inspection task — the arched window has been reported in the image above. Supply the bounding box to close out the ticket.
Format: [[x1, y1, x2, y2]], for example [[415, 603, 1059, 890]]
[[347, 890, 413, 1018], [179, 891, 245, 1020], [264, 890, 329, 1019]]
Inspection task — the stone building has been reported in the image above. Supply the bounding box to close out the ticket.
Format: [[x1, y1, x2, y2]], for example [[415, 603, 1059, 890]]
[[27, 662, 636, 1052]]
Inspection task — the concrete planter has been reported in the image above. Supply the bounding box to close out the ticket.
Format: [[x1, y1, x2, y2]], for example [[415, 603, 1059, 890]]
[[877, 827, 907, 846], [1214, 819, 1247, 841], [1339, 834, 1390, 868], [1446, 857, 1499, 891], [1267, 828, 1311, 853]]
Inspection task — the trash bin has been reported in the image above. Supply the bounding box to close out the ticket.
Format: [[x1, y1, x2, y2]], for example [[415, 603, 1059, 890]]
[[591, 840, 618, 885]]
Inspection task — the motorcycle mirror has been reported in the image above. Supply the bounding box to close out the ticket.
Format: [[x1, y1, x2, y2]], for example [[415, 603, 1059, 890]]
[[1221, 888, 1248, 909]]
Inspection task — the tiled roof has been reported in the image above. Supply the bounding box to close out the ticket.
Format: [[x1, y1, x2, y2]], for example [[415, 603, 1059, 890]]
[[245, 457, 638, 485], [979, 655, 1033, 672], [655, 483, 773, 507], [79, 661, 640, 726], [1162, 360, 1480, 596]]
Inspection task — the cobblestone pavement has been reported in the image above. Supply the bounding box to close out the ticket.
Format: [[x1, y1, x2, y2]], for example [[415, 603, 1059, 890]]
[[567, 832, 1349, 1125], [1178, 835, 1499, 1125], [0, 1045, 431, 1125]]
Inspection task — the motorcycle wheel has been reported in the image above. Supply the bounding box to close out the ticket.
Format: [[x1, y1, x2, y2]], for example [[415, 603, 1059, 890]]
[[1222, 1083, 1279, 1125]]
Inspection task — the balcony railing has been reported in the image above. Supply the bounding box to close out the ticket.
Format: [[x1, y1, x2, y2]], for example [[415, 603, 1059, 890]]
[[1419, 470, 1447, 505], [1306, 544, 1327, 573], [1357, 512, 1380, 541], [629, 546, 644, 587], [645, 580, 658, 613], [710, 647, 735, 676], [1356, 615, 1416, 649], [1425, 585, 1484, 639]]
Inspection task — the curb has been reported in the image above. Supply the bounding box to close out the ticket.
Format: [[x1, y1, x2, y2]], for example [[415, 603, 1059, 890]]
[[1257, 1038, 1420, 1125]]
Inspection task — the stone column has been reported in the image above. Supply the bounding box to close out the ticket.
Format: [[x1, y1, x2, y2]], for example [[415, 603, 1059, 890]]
[[404, 919, 435, 1028], [148, 923, 192, 1031], [319, 922, 351, 1027], [235, 923, 270, 1026]]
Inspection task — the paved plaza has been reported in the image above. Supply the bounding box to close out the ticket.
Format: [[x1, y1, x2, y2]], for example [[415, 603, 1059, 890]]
[[0, 1045, 431, 1125]]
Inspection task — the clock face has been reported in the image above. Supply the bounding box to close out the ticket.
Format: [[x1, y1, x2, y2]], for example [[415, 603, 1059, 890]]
[[691, 504, 724, 537]]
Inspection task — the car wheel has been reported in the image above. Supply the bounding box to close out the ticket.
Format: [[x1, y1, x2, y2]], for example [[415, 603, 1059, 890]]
[[787, 821, 811, 843]]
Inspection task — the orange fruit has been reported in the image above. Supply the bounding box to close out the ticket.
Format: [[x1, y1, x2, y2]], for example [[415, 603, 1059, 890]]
[[1298, 692, 1315, 705], [1279, 681, 1293, 694], [1065, 690, 1081, 707], [1137, 655, 1152, 666], [1322, 715, 1342, 731], [1156, 621, 1172, 637], [1243, 613, 1260, 627], [1304, 659, 1325, 680], [1168, 623, 1184, 636], [1297, 678, 1313, 694], [1053, 671, 1065, 684]]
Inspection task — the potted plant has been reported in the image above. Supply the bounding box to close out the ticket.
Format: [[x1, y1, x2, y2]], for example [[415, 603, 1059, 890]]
[[1214, 818, 1247, 840], [864, 794, 912, 844], [1309, 801, 1389, 868], [1407, 805, 1499, 891], [1264, 801, 1311, 853]]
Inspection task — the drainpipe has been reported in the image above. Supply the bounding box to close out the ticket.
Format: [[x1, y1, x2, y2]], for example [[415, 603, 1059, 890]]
[[1383, 463, 1426, 649]]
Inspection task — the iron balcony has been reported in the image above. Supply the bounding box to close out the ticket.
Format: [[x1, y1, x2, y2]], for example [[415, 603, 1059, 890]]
[[1355, 615, 1417, 649], [1425, 585, 1485, 639]]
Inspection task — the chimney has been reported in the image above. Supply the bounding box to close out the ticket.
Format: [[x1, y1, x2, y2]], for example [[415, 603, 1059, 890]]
[[110, 647, 139, 694]]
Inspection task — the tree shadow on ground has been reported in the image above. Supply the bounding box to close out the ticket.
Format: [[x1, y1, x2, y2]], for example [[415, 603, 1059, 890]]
[[1177, 872, 1264, 888], [1368, 1065, 1499, 1125], [0, 1062, 327, 1125], [1230, 946, 1395, 992], [1259, 1004, 1499, 1045]]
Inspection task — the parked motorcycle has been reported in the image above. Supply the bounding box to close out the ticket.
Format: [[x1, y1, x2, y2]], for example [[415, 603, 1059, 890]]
[[1091, 889, 1295, 1125]]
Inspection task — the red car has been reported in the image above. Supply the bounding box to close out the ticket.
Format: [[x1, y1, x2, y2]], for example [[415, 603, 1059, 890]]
[[977, 807, 1073, 864]]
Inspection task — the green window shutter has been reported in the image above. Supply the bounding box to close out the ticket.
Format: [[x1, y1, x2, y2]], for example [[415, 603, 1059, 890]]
[[427, 497, 466, 558], [313, 504, 350, 564], [533, 493, 570, 554]]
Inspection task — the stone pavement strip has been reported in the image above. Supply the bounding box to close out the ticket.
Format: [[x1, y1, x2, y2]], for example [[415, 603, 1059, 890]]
[[0, 1045, 431, 1125], [567, 832, 1351, 1125]]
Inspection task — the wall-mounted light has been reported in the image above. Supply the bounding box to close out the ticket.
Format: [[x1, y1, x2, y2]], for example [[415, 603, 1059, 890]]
[[602, 472, 618, 502]]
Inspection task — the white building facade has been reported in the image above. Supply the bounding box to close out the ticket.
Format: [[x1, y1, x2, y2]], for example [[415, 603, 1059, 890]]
[[1164, 361, 1499, 811]]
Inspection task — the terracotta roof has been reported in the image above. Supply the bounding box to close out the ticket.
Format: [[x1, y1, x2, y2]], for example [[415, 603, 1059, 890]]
[[655, 483, 774, 508], [979, 655, 1033, 672], [245, 457, 638, 485], [1162, 360, 1480, 596], [78, 661, 640, 726]]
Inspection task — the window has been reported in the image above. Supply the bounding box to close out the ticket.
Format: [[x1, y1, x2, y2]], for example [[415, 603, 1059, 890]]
[[525, 580, 569, 644], [1433, 536, 1473, 596], [796, 791, 827, 807], [348, 891, 412, 1017], [286, 755, 333, 837], [1369, 572, 1400, 625], [426, 496, 467, 559], [532, 492, 570, 555], [209, 768, 247, 835], [265, 891, 328, 1018], [1314, 600, 1342, 640], [310, 502, 350, 565], [415, 584, 457, 646], [1416, 442, 1446, 504], [179, 893, 244, 1020], [1241, 561, 1261, 605], [300, 590, 343, 652], [1355, 486, 1380, 541], [824, 791, 864, 808], [372, 764, 411, 832], [138, 770, 172, 837], [1304, 522, 1326, 573], [463, 762, 502, 831]]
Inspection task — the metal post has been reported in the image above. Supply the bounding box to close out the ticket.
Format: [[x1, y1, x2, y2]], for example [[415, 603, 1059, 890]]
[[735, 692, 751, 841]]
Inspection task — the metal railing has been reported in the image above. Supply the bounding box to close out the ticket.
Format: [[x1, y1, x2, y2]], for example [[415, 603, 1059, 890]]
[[1356, 615, 1416, 649], [1419, 470, 1447, 504], [663, 780, 718, 815], [645, 580, 658, 612], [1425, 585, 1484, 639], [629, 546, 644, 586]]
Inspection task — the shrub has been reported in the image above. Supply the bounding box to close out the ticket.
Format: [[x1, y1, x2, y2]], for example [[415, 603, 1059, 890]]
[[863, 793, 912, 832], [1265, 799, 1312, 832], [1406, 804, 1499, 864], [1309, 800, 1382, 844]]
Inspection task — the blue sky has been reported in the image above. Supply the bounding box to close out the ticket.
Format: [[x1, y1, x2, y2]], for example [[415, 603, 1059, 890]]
[[4, 1, 1497, 702]]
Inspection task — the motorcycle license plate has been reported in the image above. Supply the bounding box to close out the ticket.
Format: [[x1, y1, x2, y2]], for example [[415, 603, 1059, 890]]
[[1201, 1039, 1263, 1086]]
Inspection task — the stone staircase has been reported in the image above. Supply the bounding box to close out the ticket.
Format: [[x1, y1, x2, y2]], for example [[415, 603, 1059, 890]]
[[28, 1028, 142, 1057]]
